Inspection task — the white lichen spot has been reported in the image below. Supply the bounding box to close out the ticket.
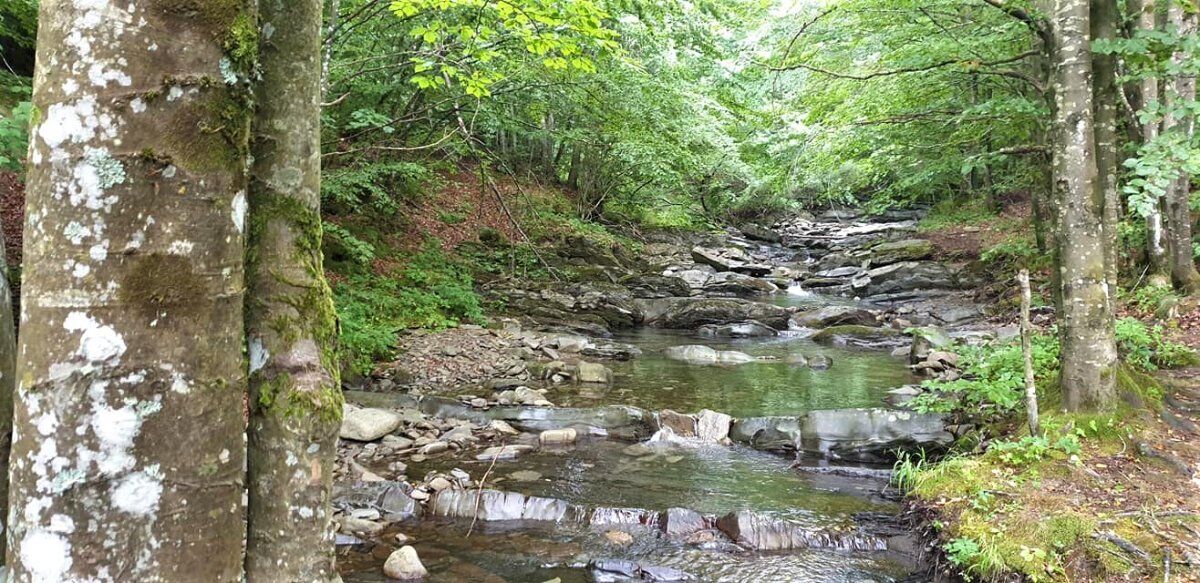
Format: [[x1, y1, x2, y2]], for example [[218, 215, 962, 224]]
[[219, 58, 238, 84], [62, 79, 79, 95], [35, 412, 58, 436], [162, 165, 177, 179], [231, 190, 247, 233], [38, 96, 98, 150], [63, 311, 126, 363], [48, 514, 75, 534], [130, 97, 146, 113], [85, 148, 126, 189], [20, 529, 72, 583], [72, 262, 91, 279], [286, 452, 298, 467], [166, 86, 183, 101], [248, 337, 268, 374], [169, 372, 191, 394], [167, 240, 194, 255], [111, 466, 163, 516], [219, 449, 230, 464], [88, 241, 109, 262], [297, 506, 314, 519]]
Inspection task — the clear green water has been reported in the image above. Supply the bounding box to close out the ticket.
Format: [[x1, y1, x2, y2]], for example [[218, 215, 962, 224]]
[[545, 329, 916, 417]]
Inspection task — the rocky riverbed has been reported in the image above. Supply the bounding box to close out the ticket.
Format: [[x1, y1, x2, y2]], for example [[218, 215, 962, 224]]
[[333, 210, 1013, 582]]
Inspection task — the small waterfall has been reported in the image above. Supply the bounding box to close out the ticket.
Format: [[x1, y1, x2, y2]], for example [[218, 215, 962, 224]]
[[786, 283, 813, 297]]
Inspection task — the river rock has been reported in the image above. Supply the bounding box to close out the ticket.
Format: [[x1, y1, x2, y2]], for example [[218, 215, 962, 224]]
[[868, 238, 933, 266], [661, 507, 708, 536], [696, 409, 732, 442], [488, 405, 658, 440], [431, 488, 584, 523], [696, 321, 778, 338], [702, 272, 779, 296], [791, 306, 877, 328], [801, 408, 952, 461], [333, 480, 422, 521], [539, 427, 578, 446], [383, 546, 428, 580], [690, 246, 748, 271], [340, 406, 405, 441], [728, 417, 802, 451], [604, 530, 634, 546], [663, 345, 755, 366], [859, 261, 957, 297], [807, 354, 832, 370], [740, 223, 782, 243], [622, 274, 693, 299], [577, 362, 614, 384], [658, 410, 697, 436], [639, 297, 791, 329], [475, 444, 535, 461], [811, 325, 904, 349], [715, 510, 884, 551]]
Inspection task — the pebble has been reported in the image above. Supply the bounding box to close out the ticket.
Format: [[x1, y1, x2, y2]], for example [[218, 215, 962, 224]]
[[383, 546, 428, 580], [604, 531, 634, 546]]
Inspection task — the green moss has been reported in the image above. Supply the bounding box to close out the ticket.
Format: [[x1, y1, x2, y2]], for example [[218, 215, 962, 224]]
[[119, 253, 204, 318]]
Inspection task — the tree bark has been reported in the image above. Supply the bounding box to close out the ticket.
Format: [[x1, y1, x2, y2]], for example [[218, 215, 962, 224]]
[[1091, 0, 1121, 307], [1163, 3, 1200, 293], [9, 0, 254, 578], [1051, 0, 1119, 410], [1131, 0, 1172, 285], [0, 233, 15, 561], [1018, 269, 1040, 436], [245, 0, 344, 580]]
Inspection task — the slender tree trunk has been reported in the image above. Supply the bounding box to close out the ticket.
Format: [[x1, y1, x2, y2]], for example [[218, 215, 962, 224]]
[[1131, 0, 1172, 285], [567, 146, 582, 190], [1051, 0, 1119, 410], [0, 234, 15, 561], [1018, 269, 1040, 436], [9, 0, 254, 578], [246, 0, 344, 579], [1163, 3, 1200, 293], [322, 0, 341, 96], [1092, 0, 1121, 306]]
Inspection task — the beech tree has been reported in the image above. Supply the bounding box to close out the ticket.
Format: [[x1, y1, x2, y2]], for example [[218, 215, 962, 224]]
[[1162, 3, 1199, 292], [1050, 0, 1119, 409], [6, 0, 254, 578], [0, 235, 15, 561], [244, 0, 344, 578]]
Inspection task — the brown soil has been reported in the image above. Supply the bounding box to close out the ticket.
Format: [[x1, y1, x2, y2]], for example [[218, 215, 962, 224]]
[[922, 200, 1033, 262], [0, 171, 23, 267]]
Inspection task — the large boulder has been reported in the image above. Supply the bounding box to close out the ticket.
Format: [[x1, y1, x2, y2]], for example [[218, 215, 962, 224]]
[[691, 246, 749, 271], [868, 239, 934, 267], [500, 282, 643, 332], [383, 546, 428, 580], [702, 272, 779, 296], [801, 408, 952, 462], [640, 297, 791, 329], [696, 321, 778, 338], [696, 409, 733, 442], [858, 261, 958, 297], [907, 326, 953, 364], [340, 406, 405, 441], [740, 223, 783, 243], [791, 306, 877, 328]]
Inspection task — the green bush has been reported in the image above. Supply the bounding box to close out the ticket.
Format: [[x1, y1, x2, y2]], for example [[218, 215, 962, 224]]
[[0, 100, 31, 172], [321, 161, 431, 215], [333, 242, 483, 375], [1115, 317, 1198, 370], [909, 333, 1060, 416]]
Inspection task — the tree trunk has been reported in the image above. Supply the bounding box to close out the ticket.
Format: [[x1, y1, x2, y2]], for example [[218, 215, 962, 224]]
[[1131, 0, 1172, 285], [1092, 0, 1121, 305], [567, 146, 582, 190], [1051, 0, 1119, 410], [0, 233, 15, 562], [8, 0, 254, 578], [1163, 3, 1200, 293], [245, 0, 344, 580], [1018, 269, 1039, 437]]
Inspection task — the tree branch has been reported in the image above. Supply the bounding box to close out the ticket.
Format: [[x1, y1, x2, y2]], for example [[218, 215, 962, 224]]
[[770, 49, 1041, 80]]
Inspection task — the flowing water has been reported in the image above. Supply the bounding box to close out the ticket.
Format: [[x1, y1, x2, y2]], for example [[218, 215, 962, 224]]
[[341, 232, 937, 582]]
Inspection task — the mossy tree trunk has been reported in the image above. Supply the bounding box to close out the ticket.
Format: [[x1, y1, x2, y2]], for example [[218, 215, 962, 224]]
[[9, 0, 254, 578], [244, 0, 344, 579], [1163, 3, 1200, 294], [1050, 0, 1119, 410]]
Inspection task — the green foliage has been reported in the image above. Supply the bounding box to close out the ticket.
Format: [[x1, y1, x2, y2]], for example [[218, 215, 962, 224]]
[[0, 99, 31, 171], [980, 235, 1044, 272], [944, 537, 983, 569], [1119, 283, 1175, 315], [908, 333, 1060, 416], [323, 221, 377, 266], [1114, 317, 1199, 371], [333, 242, 484, 374], [321, 161, 431, 215]]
